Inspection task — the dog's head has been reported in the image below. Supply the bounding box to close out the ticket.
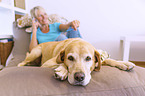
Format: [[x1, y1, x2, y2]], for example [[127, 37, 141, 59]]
[[56, 40, 101, 86]]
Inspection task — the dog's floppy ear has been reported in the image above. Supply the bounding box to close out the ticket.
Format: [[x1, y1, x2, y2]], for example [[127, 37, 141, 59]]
[[56, 50, 65, 64], [94, 50, 101, 71]]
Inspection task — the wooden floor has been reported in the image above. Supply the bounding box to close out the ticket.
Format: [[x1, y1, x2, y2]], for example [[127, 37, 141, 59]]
[[131, 61, 145, 68]]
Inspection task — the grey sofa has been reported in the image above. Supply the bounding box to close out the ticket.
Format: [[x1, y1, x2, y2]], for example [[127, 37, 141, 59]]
[[0, 22, 145, 96]]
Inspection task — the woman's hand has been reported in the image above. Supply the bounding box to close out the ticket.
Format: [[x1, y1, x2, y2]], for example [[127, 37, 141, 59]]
[[32, 18, 41, 32], [70, 20, 80, 31], [59, 20, 80, 32]]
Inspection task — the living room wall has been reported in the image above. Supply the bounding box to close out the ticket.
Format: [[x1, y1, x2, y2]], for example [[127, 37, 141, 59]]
[[26, 0, 145, 61]]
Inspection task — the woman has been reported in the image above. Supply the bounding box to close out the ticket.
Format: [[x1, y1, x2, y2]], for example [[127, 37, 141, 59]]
[[30, 6, 82, 51]]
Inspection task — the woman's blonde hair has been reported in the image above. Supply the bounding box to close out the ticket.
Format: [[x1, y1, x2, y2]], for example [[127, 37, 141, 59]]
[[30, 6, 46, 18]]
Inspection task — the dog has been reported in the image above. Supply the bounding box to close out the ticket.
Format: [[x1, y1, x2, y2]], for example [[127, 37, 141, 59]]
[[18, 38, 135, 86]]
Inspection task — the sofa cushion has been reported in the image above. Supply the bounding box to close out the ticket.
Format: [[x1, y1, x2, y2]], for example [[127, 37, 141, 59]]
[[0, 66, 145, 96], [12, 22, 30, 55], [6, 22, 30, 67]]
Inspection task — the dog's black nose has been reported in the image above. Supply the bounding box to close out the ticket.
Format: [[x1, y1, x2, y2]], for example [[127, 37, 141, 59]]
[[74, 72, 85, 82]]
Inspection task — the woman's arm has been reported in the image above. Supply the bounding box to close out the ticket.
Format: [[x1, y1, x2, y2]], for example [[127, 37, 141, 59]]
[[29, 30, 38, 52], [29, 18, 40, 52], [59, 20, 80, 32]]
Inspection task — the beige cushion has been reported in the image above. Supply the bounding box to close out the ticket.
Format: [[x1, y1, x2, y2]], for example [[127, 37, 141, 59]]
[[0, 66, 145, 96]]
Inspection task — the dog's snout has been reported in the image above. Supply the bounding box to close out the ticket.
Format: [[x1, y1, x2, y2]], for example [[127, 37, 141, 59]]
[[74, 72, 85, 82]]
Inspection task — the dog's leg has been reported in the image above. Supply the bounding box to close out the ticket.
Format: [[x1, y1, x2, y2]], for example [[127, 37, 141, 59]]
[[18, 46, 42, 67], [54, 63, 68, 80], [102, 59, 135, 71], [41, 57, 60, 68], [41, 58, 68, 80]]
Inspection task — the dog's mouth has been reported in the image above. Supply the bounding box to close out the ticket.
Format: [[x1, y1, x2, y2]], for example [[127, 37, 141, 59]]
[[74, 81, 84, 86], [68, 72, 90, 86], [73, 72, 85, 86]]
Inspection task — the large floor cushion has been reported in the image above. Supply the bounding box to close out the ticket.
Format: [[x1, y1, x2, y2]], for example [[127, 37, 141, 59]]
[[0, 66, 144, 96]]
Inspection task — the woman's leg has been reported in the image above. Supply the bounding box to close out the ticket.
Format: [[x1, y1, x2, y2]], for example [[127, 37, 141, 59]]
[[55, 34, 68, 41], [66, 27, 82, 38]]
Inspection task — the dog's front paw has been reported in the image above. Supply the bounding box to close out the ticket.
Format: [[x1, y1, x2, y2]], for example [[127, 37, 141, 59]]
[[54, 64, 68, 80], [17, 62, 26, 67], [123, 62, 136, 71], [117, 61, 136, 71]]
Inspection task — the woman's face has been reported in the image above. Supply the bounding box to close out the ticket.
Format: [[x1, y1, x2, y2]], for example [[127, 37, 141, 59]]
[[36, 9, 49, 25]]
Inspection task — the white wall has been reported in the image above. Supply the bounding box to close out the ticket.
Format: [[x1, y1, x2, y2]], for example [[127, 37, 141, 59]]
[[26, 0, 145, 61]]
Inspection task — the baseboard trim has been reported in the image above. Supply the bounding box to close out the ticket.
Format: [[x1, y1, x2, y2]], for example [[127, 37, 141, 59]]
[[131, 61, 145, 68]]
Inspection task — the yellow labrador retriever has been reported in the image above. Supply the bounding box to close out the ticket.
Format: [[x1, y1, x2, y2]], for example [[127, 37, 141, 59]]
[[18, 38, 135, 86]]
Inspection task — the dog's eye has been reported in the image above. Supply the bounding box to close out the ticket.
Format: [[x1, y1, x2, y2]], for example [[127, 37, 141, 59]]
[[86, 56, 91, 61], [68, 56, 74, 61]]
